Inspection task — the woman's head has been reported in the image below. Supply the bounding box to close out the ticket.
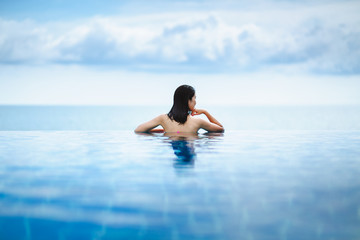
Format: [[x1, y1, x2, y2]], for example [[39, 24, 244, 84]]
[[168, 85, 196, 124]]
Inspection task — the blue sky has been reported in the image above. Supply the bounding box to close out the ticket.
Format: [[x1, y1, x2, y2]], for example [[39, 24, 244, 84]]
[[0, 0, 360, 105]]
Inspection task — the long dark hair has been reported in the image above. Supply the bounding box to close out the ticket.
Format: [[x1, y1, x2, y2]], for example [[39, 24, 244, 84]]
[[167, 85, 195, 124]]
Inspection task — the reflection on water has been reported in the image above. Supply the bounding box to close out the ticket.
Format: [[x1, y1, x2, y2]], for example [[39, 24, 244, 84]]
[[170, 138, 195, 168], [138, 132, 224, 169], [136, 132, 197, 168]]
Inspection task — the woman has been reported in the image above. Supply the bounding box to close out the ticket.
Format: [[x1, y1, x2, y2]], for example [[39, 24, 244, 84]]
[[135, 85, 224, 133]]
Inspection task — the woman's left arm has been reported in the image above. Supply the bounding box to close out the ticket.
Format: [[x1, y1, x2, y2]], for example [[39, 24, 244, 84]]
[[134, 115, 164, 133], [192, 109, 224, 132]]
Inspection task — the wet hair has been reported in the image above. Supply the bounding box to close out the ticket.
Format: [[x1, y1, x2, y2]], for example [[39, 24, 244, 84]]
[[167, 85, 195, 124]]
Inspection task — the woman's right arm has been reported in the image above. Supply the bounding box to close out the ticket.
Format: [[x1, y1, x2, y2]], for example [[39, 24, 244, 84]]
[[134, 115, 164, 133], [192, 109, 224, 132]]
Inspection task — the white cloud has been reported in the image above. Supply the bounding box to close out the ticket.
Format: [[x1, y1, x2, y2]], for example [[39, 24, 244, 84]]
[[0, 2, 360, 74]]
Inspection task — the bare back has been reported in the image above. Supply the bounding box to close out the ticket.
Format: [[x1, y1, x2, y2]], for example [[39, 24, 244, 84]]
[[134, 112, 223, 133], [160, 114, 201, 133]]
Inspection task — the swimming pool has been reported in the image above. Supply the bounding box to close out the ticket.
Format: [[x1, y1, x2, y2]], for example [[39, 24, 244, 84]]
[[0, 130, 359, 239]]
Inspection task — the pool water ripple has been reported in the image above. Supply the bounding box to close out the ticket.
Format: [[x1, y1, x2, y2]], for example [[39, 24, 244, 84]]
[[0, 130, 359, 240]]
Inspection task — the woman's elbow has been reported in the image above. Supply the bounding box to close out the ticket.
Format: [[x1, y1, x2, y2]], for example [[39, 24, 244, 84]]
[[134, 125, 146, 133], [207, 126, 224, 133], [216, 127, 225, 133]]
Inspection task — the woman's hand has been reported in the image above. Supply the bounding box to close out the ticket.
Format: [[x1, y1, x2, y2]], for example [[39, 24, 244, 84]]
[[149, 128, 165, 133]]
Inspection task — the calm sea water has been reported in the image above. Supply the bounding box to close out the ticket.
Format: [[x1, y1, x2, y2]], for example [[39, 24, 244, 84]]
[[0, 106, 360, 240], [1, 105, 360, 131]]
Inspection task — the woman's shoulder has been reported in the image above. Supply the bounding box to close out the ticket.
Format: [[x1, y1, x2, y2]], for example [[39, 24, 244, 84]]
[[189, 115, 204, 121], [188, 115, 206, 125], [157, 114, 169, 122]]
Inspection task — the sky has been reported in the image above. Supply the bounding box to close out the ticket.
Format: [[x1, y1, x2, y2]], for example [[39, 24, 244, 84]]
[[0, 0, 360, 106]]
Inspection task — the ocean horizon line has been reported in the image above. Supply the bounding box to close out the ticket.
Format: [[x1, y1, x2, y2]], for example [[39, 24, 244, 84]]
[[1, 104, 359, 107]]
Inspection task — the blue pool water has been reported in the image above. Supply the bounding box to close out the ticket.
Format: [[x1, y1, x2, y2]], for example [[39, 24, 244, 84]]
[[0, 130, 360, 240], [1, 105, 360, 239]]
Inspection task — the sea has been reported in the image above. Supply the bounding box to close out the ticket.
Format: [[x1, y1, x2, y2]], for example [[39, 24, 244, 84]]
[[1, 105, 360, 131], [0, 105, 359, 240]]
